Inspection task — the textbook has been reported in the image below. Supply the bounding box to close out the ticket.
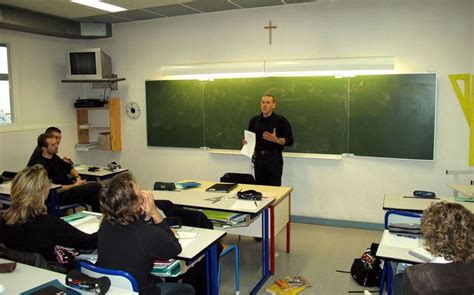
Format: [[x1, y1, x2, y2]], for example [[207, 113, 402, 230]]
[[205, 183, 237, 193]]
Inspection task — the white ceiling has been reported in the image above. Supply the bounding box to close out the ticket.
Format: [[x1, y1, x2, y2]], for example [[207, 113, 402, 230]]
[[0, 0, 318, 23]]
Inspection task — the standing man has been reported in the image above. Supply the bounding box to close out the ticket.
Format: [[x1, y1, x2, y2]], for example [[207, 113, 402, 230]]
[[245, 94, 293, 186], [36, 133, 101, 212]]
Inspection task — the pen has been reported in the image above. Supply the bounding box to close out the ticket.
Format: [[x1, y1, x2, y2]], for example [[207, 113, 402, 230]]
[[254, 201, 258, 207], [396, 234, 417, 239]]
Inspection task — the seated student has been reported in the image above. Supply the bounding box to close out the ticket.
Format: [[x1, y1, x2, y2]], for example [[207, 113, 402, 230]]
[[35, 133, 101, 212], [96, 172, 194, 295], [27, 126, 73, 167], [393, 201, 473, 294], [420, 201, 473, 262], [0, 165, 97, 271]]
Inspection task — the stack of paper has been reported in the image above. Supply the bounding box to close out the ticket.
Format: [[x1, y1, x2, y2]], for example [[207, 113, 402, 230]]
[[151, 259, 182, 277], [201, 209, 249, 228], [75, 142, 98, 151], [455, 195, 474, 202]]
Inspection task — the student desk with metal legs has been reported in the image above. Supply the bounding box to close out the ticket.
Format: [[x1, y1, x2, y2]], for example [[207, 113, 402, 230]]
[[70, 212, 226, 295], [177, 180, 292, 275], [383, 193, 474, 212], [74, 164, 128, 182], [152, 189, 276, 295]]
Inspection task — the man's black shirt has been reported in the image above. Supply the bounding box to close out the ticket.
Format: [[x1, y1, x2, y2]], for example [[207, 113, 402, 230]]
[[37, 155, 74, 185], [248, 112, 294, 152]]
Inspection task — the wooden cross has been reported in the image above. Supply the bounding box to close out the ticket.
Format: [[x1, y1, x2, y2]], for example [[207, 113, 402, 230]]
[[264, 21, 277, 45]]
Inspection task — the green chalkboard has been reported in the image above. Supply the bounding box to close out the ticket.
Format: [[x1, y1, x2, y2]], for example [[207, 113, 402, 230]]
[[146, 73, 436, 160], [348, 74, 436, 159], [146, 80, 204, 148]]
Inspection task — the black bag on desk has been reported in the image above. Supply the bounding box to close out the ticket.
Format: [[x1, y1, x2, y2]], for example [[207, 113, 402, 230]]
[[350, 243, 382, 287]]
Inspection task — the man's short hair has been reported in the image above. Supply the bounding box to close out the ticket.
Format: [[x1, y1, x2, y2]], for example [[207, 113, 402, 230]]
[[37, 133, 54, 148], [262, 94, 276, 103], [45, 127, 61, 134]]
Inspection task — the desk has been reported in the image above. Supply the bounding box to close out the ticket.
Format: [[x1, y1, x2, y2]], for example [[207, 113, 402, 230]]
[[447, 183, 474, 198], [376, 230, 425, 264], [383, 194, 474, 212], [376, 230, 426, 295], [0, 258, 136, 294], [178, 180, 292, 275], [74, 165, 128, 182], [70, 212, 225, 295], [152, 187, 276, 295]]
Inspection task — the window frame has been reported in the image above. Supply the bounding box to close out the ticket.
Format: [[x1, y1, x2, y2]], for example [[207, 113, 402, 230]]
[[0, 43, 13, 124]]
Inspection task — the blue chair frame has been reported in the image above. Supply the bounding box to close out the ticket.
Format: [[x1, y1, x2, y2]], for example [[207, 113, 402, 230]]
[[379, 210, 422, 295], [48, 189, 88, 217], [77, 260, 139, 292]]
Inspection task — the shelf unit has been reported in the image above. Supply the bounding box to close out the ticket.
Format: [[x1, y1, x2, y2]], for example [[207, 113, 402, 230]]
[[76, 98, 122, 152]]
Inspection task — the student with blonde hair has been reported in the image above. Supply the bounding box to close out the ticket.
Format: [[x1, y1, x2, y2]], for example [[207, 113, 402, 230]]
[[0, 165, 97, 270]]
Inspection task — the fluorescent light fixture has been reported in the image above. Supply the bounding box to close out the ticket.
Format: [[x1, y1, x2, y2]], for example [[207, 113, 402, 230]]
[[161, 61, 265, 76], [265, 57, 395, 72], [70, 0, 127, 12], [160, 56, 395, 79]]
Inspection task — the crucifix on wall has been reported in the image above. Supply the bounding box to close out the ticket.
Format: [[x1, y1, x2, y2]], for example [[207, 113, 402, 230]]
[[264, 21, 277, 45]]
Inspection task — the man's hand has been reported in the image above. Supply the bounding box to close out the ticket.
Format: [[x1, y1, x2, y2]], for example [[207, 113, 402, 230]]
[[141, 190, 163, 224], [242, 139, 248, 145], [74, 178, 86, 186], [263, 128, 278, 143], [62, 156, 73, 165]]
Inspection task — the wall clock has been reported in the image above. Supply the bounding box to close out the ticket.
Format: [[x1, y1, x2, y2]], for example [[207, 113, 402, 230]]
[[126, 101, 141, 119]]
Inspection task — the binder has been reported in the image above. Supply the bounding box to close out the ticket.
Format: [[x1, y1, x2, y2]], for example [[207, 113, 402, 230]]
[[205, 183, 237, 193]]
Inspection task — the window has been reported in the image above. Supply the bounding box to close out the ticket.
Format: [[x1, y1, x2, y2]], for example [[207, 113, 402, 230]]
[[0, 44, 12, 124]]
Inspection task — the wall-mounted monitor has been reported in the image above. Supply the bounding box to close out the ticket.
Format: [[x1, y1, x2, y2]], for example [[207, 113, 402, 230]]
[[65, 48, 112, 80]]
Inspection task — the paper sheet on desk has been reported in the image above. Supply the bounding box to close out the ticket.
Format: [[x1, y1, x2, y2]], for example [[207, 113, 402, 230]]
[[240, 130, 255, 158], [385, 232, 423, 249], [177, 231, 198, 249], [231, 199, 259, 210], [71, 216, 100, 234]]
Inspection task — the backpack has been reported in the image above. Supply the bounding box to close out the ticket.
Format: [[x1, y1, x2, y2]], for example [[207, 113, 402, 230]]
[[350, 243, 382, 287]]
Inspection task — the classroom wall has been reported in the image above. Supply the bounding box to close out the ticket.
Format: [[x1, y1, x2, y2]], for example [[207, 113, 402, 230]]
[[0, 29, 83, 170], [1, 0, 473, 224]]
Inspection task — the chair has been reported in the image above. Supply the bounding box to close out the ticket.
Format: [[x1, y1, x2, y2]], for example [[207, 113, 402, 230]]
[[218, 244, 239, 295], [47, 189, 88, 217], [77, 260, 139, 292], [379, 210, 422, 295], [403, 261, 474, 294], [220, 173, 255, 184]]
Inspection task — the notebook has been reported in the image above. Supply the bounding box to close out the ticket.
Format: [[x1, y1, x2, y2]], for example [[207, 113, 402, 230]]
[[206, 183, 237, 193], [408, 247, 434, 263], [408, 247, 450, 264]]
